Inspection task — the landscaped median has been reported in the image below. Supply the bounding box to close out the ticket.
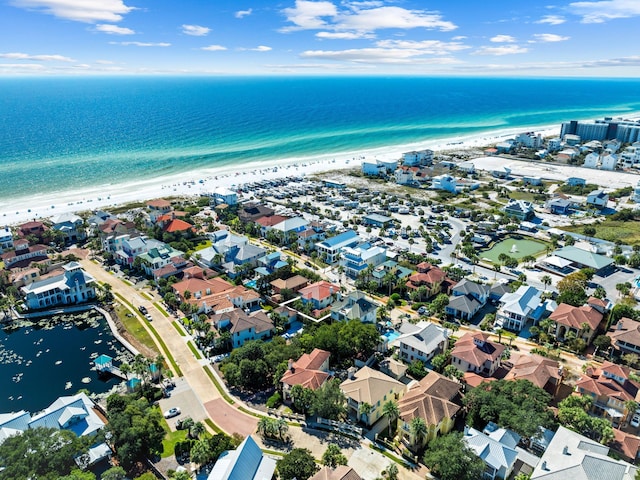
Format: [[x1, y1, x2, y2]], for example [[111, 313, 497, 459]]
[[113, 292, 182, 376]]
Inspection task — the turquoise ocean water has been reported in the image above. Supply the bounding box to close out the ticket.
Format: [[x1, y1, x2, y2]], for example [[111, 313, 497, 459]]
[[1, 76, 640, 203]]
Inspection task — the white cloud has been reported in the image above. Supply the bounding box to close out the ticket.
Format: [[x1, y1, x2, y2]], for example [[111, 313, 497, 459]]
[[472, 45, 528, 56], [0, 52, 75, 61], [0, 63, 47, 72], [375, 39, 470, 54], [201, 44, 227, 51], [95, 60, 115, 64], [251, 45, 272, 52], [451, 35, 467, 40], [531, 33, 570, 42], [301, 47, 460, 64], [235, 8, 253, 18], [110, 41, 171, 47], [182, 24, 211, 36], [95, 24, 134, 35], [10, 0, 134, 23], [281, 0, 456, 33], [490, 34, 516, 43], [535, 14, 566, 25], [316, 31, 373, 39], [569, 0, 640, 23]]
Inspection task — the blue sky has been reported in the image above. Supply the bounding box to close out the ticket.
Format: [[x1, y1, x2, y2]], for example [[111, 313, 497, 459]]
[[1, 0, 640, 76]]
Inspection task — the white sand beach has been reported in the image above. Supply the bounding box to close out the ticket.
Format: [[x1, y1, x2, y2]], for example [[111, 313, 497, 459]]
[[0, 123, 561, 225]]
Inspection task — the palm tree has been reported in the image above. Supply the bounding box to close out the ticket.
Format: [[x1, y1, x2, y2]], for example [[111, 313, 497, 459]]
[[359, 402, 372, 424], [154, 354, 165, 381], [119, 362, 131, 381], [541, 275, 552, 290], [190, 421, 206, 440], [382, 270, 396, 297], [382, 463, 399, 480], [132, 354, 150, 384], [410, 417, 427, 451], [275, 418, 289, 441], [382, 400, 400, 435], [257, 417, 275, 439]]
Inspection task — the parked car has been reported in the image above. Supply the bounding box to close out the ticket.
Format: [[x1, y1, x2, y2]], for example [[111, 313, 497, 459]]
[[138, 305, 148, 314], [163, 407, 181, 419], [631, 414, 640, 428], [145, 313, 153, 321]]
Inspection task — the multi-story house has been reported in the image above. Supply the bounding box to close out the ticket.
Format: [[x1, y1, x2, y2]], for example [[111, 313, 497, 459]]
[[608, 317, 640, 355], [147, 198, 172, 224], [20, 261, 96, 310], [210, 308, 274, 348], [280, 349, 331, 402], [549, 301, 604, 345], [406, 262, 456, 298], [451, 332, 505, 377], [575, 362, 640, 427], [394, 321, 448, 365], [50, 213, 85, 244], [495, 285, 554, 332], [0, 227, 13, 252], [330, 291, 378, 323], [0, 239, 48, 269], [298, 281, 339, 311], [446, 279, 489, 321], [315, 230, 360, 264], [340, 243, 387, 279]]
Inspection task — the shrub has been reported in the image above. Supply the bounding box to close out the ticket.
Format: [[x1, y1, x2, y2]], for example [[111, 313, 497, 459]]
[[266, 392, 283, 409]]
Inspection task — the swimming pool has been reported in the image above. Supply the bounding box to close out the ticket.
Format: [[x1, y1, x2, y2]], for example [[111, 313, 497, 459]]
[[245, 279, 258, 289], [383, 330, 400, 342]]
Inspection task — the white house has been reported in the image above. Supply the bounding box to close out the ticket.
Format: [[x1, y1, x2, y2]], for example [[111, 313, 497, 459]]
[[340, 243, 387, 278], [586, 189, 609, 209], [463, 425, 519, 480], [212, 186, 238, 206], [515, 132, 543, 149], [431, 174, 464, 193], [601, 153, 618, 171], [51, 213, 85, 244], [331, 290, 378, 323], [583, 152, 600, 168], [393, 321, 448, 364], [0, 227, 13, 252], [495, 285, 554, 332], [403, 149, 433, 166], [547, 138, 562, 152], [315, 230, 360, 264], [21, 262, 96, 310]]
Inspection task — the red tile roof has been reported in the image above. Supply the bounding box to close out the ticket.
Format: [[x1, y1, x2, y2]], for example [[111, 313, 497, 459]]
[[298, 281, 339, 302], [163, 219, 194, 233], [504, 353, 561, 390], [549, 303, 603, 331], [256, 215, 288, 227], [147, 199, 171, 208], [451, 332, 505, 370]]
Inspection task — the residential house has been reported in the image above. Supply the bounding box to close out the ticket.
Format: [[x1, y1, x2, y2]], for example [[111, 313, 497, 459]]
[[516, 132, 543, 148], [406, 262, 456, 297], [280, 349, 331, 402], [270, 275, 309, 294], [496, 141, 515, 154], [254, 251, 288, 276], [310, 466, 362, 480], [114, 235, 154, 266], [495, 285, 554, 332], [601, 153, 619, 170], [26, 392, 112, 467], [316, 230, 360, 264], [0, 239, 48, 269], [212, 186, 238, 206], [531, 426, 637, 480], [547, 138, 562, 152], [207, 435, 277, 480], [146, 199, 172, 223], [523, 176, 543, 186], [549, 301, 604, 344], [583, 151, 600, 168], [394, 321, 448, 365], [451, 332, 505, 377], [586, 189, 609, 209], [330, 290, 378, 323], [489, 281, 511, 302], [431, 174, 479, 193], [402, 149, 433, 166], [608, 317, 640, 355], [51, 213, 85, 244], [611, 429, 640, 463], [0, 227, 13, 252], [340, 243, 387, 279], [98, 219, 138, 252], [446, 279, 489, 321], [297, 227, 326, 252], [546, 197, 574, 215], [575, 362, 640, 426], [238, 203, 275, 223], [567, 177, 586, 187], [173, 276, 261, 314], [503, 199, 535, 221], [21, 262, 96, 310], [551, 246, 614, 274], [492, 166, 512, 178], [269, 216, 309, 242], [299, 281, 339, 311], [371, 260, 412, 289], [157, 214, 194, 234], [138, 244, 184, 277], [211, 308, 274, 348], [503, 353, 563, 397], [398, 372, 461, 450], [340, 366, 405, 426], [17, 221, 47, 240], [362, 161, 386, 177], [463, 425, 519, 480], [0, 410, 30, 445]]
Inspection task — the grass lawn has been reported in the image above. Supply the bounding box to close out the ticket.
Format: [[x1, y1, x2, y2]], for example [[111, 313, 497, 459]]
[[187, 341, 203, 360], [160, 417, 188, 458], [140, 291, 152, 300], [114, 303, 160, 355], [154, 302, 170, 317], [195, 240, 212, 251], [563, 221, 640, 245], [509, 191, 539, 202], [172, 321, 187, 336]]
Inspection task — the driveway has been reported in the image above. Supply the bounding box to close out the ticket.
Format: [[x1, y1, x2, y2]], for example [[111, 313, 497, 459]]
[[203, 398, 258, 437], [158, 377, 209, 431]]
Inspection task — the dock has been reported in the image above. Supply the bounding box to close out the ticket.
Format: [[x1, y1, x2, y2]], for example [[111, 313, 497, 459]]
[[94, 354, 128, 380]]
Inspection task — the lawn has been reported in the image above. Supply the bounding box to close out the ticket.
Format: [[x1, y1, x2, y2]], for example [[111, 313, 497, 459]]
[[160, 417, 188, 458], [481, 237, 549, 263], [563, 221, 640, 245], [114, 304, 160, 355], [508, 191, 539, 202]]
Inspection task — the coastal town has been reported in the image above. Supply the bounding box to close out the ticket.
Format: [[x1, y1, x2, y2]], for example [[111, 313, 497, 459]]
[[4, 116, 640, 480]]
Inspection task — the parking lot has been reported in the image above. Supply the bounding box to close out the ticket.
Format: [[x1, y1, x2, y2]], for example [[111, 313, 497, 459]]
[[158, 377, 209, 431]]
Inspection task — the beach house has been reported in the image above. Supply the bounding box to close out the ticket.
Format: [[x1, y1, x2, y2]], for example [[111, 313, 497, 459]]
[[402, 149, 433, 166], [50, 213, 85, 244], [146, 198, 172, 223], [503, 199, 535, 220], [0, 238, 49, 269], [548, 301, 604, 344], [212, 186, 238, 206], [495, 285, 554, 332], [586, 189, 609, 209], [280, 349, 331, 402], [394, 321, 449, 364], [463, 425, 520, 480], [330, 290, 378, 323], [450, 332, 505, 377], [298, 281, 339, 311], [0, 227, 13, 253], [210, 308, 274, 348], [503, 353, 563, 397], [340, 243, 387, 279], [608, 317, 640, 355], [315, 230, 360, 264], [445, 279, 489, 321], [206, 436, 277, 480], [20, 261, 96, 310]]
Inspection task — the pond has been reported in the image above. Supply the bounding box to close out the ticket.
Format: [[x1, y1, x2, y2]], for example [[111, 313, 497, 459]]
[[481, 236, 548, 264]]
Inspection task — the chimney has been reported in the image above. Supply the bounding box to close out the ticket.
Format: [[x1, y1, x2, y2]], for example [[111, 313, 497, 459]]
[[617, 320, 623, 330], [464, 425, 470, 436], [288, 358, 294, 372], [347, 366, 357, 379], [562, 445, 569, 455], [541, 461, 548, 471]]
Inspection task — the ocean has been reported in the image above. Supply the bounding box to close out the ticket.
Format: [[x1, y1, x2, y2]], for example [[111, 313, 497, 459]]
[[1, 76, 640, 204], [0, 311, 131, 413]]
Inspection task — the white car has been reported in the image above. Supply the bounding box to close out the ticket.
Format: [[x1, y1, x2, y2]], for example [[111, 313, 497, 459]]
[[163, 407, 181, 419], [631, 414, 640, 428]]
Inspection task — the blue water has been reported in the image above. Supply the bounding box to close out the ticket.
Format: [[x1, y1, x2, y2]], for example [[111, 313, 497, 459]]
[[383, 330, 400, 342], [1, 76, 640, 202]]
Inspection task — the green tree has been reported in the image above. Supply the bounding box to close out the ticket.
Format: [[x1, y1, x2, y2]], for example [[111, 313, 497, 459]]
[[410, 417, 428, 451], [277, 448, 319, 480], [59, 470, 96, 480], [382, 400, 400, 435], [101, 466, 127, 480], [431, 352, 449, 373], [443, 364, 464, 381], [423, 432, 484, 480], [311, 379, 346, 420], [0, 427, 89, 480], [407, 359, 428, 379], [463, 379, 555, 439], [593, 335, 611, 355], [557, 271, 588, 307], [540, 275, 553, 290], [359, 402, 373, 424], [322, 444, 348, 468], [290, 384, 315, 414]]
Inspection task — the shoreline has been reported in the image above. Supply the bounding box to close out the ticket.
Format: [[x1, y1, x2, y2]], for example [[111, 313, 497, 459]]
[[0, 122, 561, 225], [3, 111, 639, 226]]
